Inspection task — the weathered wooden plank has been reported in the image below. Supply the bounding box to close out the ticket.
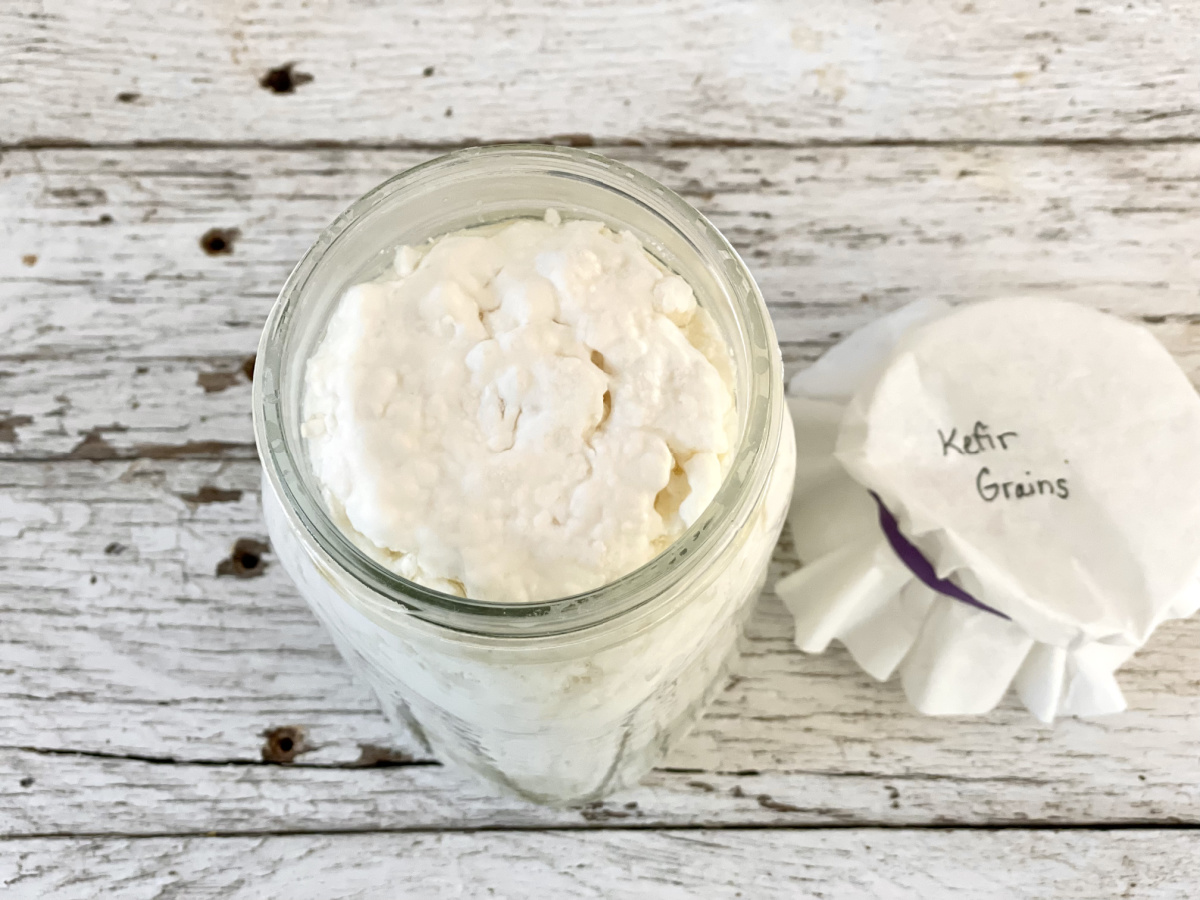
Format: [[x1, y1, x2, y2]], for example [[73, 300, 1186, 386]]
[[4, 740, 1198, 836], [5, 144, 1199, 355], [4, 1, 1200, 145], [0, 749, 1070, 835], [3, 459, 1199, 834], [2, 145, 1198, 458], [0, 318, 1195, 461], [2, 830, 1196, 900]]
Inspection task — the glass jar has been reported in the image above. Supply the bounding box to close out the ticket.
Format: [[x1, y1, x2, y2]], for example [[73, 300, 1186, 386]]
[[253, 145, 796, 805]]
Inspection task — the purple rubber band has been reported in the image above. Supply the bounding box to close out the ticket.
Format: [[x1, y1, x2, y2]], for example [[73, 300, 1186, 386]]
[[869, 492, 1011, 621]]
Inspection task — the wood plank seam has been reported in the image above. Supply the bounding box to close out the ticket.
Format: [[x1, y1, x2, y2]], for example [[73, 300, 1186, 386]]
[[4, 823, 1200, 840], [9, 138, 1200, 153]]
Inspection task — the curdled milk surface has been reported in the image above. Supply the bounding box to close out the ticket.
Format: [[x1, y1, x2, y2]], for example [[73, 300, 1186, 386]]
[[302, 212, 736, 603]]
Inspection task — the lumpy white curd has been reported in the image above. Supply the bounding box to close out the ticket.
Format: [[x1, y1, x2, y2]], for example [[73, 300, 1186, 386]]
[[302, 211, 736, 602], [258, 187, 794, 804]]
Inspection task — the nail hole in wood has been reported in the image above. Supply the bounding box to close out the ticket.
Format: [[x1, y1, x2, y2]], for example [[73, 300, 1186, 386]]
[[423, 66, 435, 77], [260, 63, 313, 94], [261, 726, 307, 763], [116, 91, 140, 103], [104, 542, 125, 555], [200, 228, 239, 256], [216, 538, 270, 578], [20, 777, 34, 787]]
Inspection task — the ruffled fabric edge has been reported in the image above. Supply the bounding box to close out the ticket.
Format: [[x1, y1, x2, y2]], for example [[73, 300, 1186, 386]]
[[782, 316, 1200, 722], [777, 393, 1153, 721]]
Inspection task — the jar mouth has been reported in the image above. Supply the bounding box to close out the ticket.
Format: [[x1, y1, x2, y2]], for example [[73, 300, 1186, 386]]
[[253, 144, 784, 635]]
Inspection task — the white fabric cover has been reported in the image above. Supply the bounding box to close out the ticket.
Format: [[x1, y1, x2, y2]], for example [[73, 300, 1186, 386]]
[[778, 299, 1200, 720]]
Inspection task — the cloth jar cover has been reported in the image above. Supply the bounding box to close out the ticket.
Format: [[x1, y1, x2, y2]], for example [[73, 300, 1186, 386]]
[[777, 298, 1200, 721]]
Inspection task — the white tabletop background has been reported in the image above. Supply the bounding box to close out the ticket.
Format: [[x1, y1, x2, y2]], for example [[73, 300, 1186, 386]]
[[2, 2, 1199, 897]]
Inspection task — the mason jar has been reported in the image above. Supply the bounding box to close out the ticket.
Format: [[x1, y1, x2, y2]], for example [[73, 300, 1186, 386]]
[[253, 145, 796, 805]]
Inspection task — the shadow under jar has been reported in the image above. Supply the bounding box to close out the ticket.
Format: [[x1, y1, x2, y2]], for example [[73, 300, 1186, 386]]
[[253, 145, 796, 805]]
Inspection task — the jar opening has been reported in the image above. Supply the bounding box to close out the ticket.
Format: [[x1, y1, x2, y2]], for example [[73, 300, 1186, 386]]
[[253, 145, 784, 635]]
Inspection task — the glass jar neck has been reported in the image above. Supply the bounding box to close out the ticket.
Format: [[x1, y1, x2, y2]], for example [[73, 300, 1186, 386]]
[[253, 145, 785, 638]]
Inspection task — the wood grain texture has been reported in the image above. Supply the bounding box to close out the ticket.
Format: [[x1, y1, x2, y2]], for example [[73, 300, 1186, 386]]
[[5, 3, 1200, 890], [3, 460, 1199, 835], [4, 1, 1200, 145], [2, 145, 1197, 458], [3, 830, 1198, 900]]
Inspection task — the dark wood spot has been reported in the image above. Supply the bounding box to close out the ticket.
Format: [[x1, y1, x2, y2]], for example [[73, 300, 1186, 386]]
[[89, 575, 97, 584], [0, 413, 33, 443], [196, 370, 242, 393], [1141, 314, 1167, 324], [686, 780, 716, 792], [116, 91, 140, 103], [67, 425, 127, 460], [19, 777, 34, 788], [241, 355, 256, 381], [550, 133, 596, 147], [20, 254, 36, 267], [131, 439, 250, 459], [261, 726, 308, 763], [353, 744, 416, 767], [578, 802, 631, 821], [135, 365, 149, 375], [97, 214, 113, 224], [756, 794, 804, 813], [422, 66, 435, 77], [260, 63, 313, 94], [217, 538, 270, 578], [104, 542, 126, 555], [730, 785, 745, 798], [200, 227, 239, 256], [13, 137, 88, 148], [48, 186, 107, 207], [180, 485, 244, 505], [444, 107, 453, 118]]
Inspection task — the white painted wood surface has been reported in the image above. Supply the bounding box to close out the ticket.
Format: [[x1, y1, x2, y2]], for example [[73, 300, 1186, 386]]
[[3, 1, 1200, 895], [3, 460, 1200, 835], [4, 831, 1197, 900], [1, 146, 1197, 459], [5, 1, 1200, 145]]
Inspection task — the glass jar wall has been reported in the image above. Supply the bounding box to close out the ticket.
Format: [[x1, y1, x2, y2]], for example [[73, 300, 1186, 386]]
[[253, 146, 795, 804]]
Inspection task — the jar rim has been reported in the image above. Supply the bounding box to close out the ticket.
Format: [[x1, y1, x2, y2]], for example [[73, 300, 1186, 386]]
[[252, 144, 784, 636]]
